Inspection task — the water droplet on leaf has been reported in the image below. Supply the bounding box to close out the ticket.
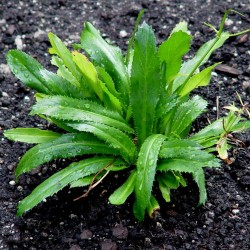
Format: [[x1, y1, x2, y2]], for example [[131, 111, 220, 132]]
[[149, 160, 154, 165]]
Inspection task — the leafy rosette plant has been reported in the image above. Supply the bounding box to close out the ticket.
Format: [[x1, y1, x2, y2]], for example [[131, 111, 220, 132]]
[[4, 10, 250, 220]]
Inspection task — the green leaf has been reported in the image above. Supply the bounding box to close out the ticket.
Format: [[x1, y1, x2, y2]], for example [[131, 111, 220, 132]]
[[179, 62, 221, 96], [232, 120, 250, 132], [46, 117, 78, 133], [147, 195, 160, 219], [72, 51, 103, 100], [133, 134, 166, 221], [4, 128, 61, 144], [70, 175, 97, 188], [175, 172, 187, 187], [48, 33, 81, 81], [51, 56, 81, 88], [15, 133, 118, 178], [107, 165, 130, 171], [6, 50, 50, 94], [31, 96, 133, 134], [157, 156, 220, 173], [168, 96, 207, 137], [130, 22, 161, 146], [99, 80, 123, 113], [158, 171, 179, 189], [158, 139, 221, 172], [192, 168, 207, 205], [171, 21, 189, 34], [217, 137, 229, 160], [96, 66, 120, 98], [159, 139, 202, 158], [159, 30, 191, 84], [109, 170, 136, 205], [173, 32, 230, 92], [6, 50, 88, 99], [80, 22, 130, 110], [17, 156, 117, 216], [155, 94, 180, 119], [69, 171, 111, 188], [158, 178, 171, 202], [40, 69, 85, 99], [156, 94, 181, 134], [68, 122, 137, 163], [125, 9, 145, 66], [190, 118, 225, 143], [190, 112, 250, 148]]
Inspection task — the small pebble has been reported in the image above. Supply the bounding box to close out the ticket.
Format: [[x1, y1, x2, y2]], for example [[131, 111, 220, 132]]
[[6, 25, 15, 35], [119, 30, 128, 38], [34, 29, 46, 38], [30, 166, 41, 175], [69, 214, 77, 219], [0, 19, 6, 25], [24, 96, 30, 102], [156, 221, 162, 229], [144, 237, 151, 247], [15, 35, 23, 50], [232, 209, 240, 215], [7, 163, 15, 171], [69, 244, 82, 250], [2, 91, 9, 97], [34, 29, 48, 42], [9, 180, 16, 186], [225, 19, 234, 26], [237, 34, 248, 44], [100, 239, 117, 250], [69, 34, 80, 41], [0, 64, 11, 75], [242, 81, 250, 89], [208, 211, 215, 218], [80, 229, 93, 239], [111, 224, 128, 239], [17, 186, 23, 191]]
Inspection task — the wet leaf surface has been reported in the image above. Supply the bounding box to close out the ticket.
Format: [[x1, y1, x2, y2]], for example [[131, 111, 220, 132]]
[[0, 0, 250, 249]]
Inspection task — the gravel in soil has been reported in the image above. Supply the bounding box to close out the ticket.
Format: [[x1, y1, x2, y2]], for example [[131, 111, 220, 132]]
[[0, 0, 250, 249]]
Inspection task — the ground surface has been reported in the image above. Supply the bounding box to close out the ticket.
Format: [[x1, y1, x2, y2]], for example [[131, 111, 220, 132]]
[[0, 0, 250, 249]]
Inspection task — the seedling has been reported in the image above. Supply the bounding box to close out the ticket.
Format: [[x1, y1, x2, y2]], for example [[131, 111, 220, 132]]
[[4, 10, 250, 220]]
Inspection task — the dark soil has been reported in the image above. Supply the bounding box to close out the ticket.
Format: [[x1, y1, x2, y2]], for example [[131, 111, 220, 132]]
[[0, 0, 250, 249]]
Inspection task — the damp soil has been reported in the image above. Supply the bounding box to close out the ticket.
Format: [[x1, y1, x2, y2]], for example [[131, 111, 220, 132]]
[[0, 0, 250, 249]]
